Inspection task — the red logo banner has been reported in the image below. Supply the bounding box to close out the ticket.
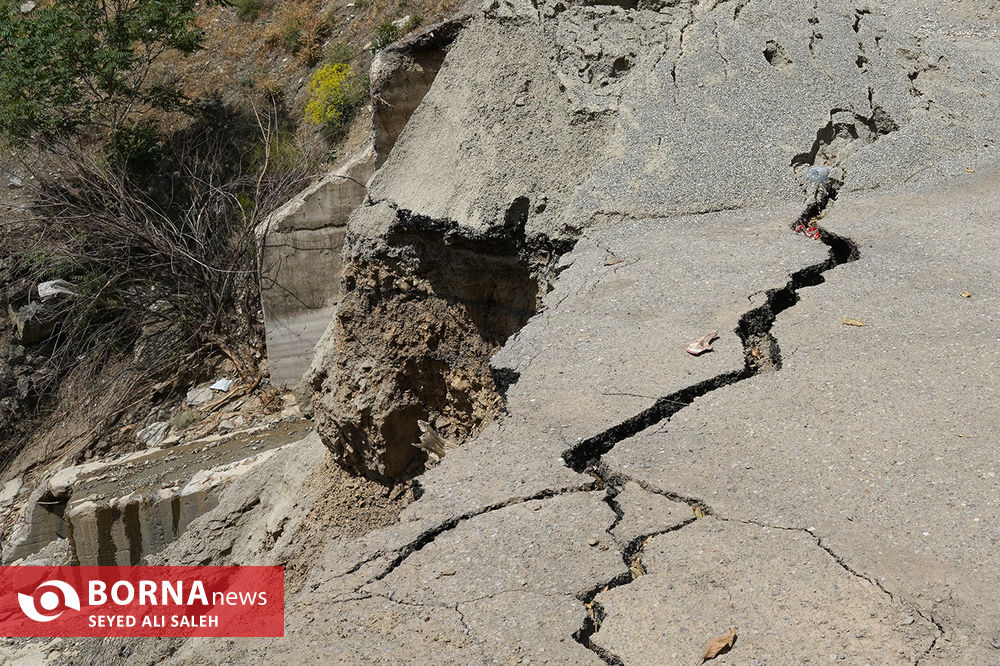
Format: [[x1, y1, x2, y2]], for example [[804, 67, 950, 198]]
[[0, 566, 283, 637]]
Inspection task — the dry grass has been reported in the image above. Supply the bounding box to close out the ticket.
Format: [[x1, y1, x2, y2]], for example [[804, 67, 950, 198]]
[[154, 0, 463, 129], [264, 0, 336, 65], [0, 0, 464, 481]]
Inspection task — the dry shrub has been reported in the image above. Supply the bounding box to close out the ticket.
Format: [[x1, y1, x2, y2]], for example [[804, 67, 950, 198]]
[[265, 1, 335, 65], [0, 98, 311, 471]]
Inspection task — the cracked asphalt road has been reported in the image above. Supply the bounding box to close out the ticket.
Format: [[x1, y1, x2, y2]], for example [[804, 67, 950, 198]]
[[602, 169, 1000, 663], [155, 166, 1000, 665], [102, 0, 1000, 662]]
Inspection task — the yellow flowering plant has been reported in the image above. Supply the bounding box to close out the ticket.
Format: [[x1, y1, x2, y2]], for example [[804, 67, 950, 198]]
[[305, 63, 366, 130]]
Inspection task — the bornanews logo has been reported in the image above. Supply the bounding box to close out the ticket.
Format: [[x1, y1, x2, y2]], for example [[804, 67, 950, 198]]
[[0, 566, 283, 637]]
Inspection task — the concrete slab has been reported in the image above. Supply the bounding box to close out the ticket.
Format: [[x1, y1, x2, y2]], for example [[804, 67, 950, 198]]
[[260, 147, 373, 386]]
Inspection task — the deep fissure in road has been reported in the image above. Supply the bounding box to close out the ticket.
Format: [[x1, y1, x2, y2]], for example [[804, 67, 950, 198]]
[[342, 196, 865, 661], [562, 195, 861, 663], [335, 175, 872, 663]]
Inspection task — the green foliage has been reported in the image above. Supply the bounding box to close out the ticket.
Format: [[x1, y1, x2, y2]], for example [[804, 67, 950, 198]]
[[275, 12, 306, 51], [105, 121, 165, 181], [371, 21, 400, 52], [324, 41, 356, 66], [304, 63, 367, 132], [0, 0, 204, 140], [232, 0, 266, 20], [236, 192, 256, 221], [402, 14, 422, 32], [370, 15, 420, 53], [265, 2, 332, 60]]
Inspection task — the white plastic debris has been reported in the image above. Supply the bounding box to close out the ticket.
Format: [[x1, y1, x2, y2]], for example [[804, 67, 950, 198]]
[[209, 378, 233, 392], [37, 279, 77, 300], [807, 166, 833, 183]]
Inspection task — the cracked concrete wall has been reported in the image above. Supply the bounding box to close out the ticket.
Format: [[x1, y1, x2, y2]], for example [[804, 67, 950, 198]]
[[260, 20, 464, 387], [2, 422, 314, 566], [260, 147, 374, 386]]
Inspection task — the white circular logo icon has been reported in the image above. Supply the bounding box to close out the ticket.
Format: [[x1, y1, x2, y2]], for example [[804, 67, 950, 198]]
[[17, 580, 81, 622]]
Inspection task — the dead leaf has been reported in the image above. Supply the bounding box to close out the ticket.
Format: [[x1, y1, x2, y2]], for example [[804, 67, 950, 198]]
[[961, 291, 972, 298], [686, 331, 719, 356], [842, 318, 865, 327], [693, 506, 706, 519], [701, 627, 736, 662], [604, 257, 623, 266], [966, 168, 976, 173]]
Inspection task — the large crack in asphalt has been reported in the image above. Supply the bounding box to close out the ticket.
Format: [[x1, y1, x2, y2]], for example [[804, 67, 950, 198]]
[[334, 193, 868, 658], [360, 484, 595, 586], [559, 193, 869, 663], [560, 193, 943, 662], [327, 175, 946, 663]]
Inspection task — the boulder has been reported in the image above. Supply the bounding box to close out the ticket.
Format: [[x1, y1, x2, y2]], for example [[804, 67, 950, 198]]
[[10, 302, 55, 345], [185, 385, 214, 406], [137, 421, 170, 447]]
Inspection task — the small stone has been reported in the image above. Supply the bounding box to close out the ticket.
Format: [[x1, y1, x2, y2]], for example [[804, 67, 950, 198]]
[[8, 175, 24, 187], [900, 615, 915, 626], [12, 302, 55, 344], [0, 478, 23, 505], [18, 1, 34, 13], [439, 569, 456, 576], [16, 376, 32, 399], [37, 280, 76, 300], [588, 537, 599, 546]]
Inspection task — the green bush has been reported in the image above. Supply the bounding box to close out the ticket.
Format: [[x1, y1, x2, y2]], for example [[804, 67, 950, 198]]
[[402, 14, 422, 32], [0, 0, 204, 140], [324, 41, 356, 66], [371, 21, 401, 53], [370, 15, 421, 53], [105, 122, 165, 181], [276, 15, 306, 52], [232, 0, 266, 20], [265, 2, 332, 62]]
